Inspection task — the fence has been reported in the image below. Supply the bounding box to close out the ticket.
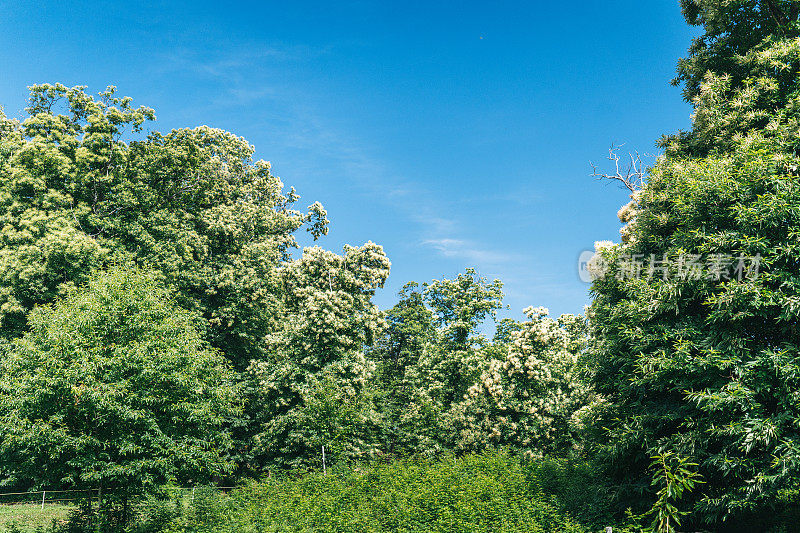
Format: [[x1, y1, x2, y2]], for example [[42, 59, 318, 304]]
[[0, 486, 239, 510]]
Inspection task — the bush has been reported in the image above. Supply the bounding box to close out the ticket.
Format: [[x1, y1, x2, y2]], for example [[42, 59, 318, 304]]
[[155, 452, 592, 532]]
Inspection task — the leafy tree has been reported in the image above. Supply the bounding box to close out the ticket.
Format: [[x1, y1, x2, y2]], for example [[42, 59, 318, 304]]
[[0, 267, 241, 500], [0, 84, 328, 369], [642, 452, 704, 533], [423, 268, 504, 349], [675, 1, 800, 101], [453, 308, 593, 458], [588, 3, 800, 525], [248, 243, 390, 469], [670, 0, 800, 156], [387, 269, 504, 455], [415, 269, 504, 406], [374, 283, 435, 384], [589, 139, 800, 523], [492, 317, 523, 344], [371, 282, 435, 456]]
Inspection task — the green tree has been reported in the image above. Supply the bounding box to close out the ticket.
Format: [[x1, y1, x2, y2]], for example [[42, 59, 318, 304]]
[[643, 452, 704, 533], [670, 0, 800, 156], [393, 269, 504, 454], [588, 3, 800, 525], [371, 283, 435, 455], [417, 268, 504, 406], [423, 268, 504, 349], [0, 267, 241, 500], [0, 84, 328, 369], [374, 283, 435, 385], [453, 308, 593, 458], [248, 243, 390, 469], [675, 1, 800, 99]]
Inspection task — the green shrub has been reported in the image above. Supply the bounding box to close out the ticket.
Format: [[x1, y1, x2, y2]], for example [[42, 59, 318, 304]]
[[166, 452, 591, 532], [526, 457, 618, 530]]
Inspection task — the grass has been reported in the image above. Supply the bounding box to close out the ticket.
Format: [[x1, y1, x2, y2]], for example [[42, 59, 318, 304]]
[[0, 503, 72, 532]]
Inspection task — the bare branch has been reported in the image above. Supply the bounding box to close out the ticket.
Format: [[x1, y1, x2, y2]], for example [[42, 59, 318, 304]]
[[590, 144, 646, 192]]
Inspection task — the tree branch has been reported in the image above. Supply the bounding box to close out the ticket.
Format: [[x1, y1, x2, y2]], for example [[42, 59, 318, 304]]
[[591, 144, 646, 193]]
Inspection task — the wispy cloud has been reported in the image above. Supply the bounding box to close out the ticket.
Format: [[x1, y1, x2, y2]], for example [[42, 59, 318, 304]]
[[421, 238, 518, 265], [153, 44, 531, 277], [157, 45, 325, 79]]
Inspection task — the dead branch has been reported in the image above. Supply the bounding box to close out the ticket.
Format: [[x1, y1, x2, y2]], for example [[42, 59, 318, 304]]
[[590, 144, 646, 192]]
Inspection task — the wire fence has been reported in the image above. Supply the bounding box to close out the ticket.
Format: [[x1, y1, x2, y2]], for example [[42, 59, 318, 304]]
[[0, 486, 239, 509]]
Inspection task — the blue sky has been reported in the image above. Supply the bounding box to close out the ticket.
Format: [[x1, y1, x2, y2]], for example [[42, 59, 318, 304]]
[[0, 1, 697, 323]]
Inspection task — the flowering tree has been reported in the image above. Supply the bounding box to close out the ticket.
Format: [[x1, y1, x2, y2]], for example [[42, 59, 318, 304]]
[[0, 84, 328, 369], [393, 269, 504, 454], [248, 243, 390, 469], [451, 307, 593, 457], [587, 3, 800, 525]]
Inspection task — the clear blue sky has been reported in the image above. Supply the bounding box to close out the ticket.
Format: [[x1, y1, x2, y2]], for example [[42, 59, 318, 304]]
[[0, 1, 697, 323]]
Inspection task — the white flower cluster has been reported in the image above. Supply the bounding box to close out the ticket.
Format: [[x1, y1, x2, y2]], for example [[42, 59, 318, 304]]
[[248, 242, 391, 466], [452, 308, 593, 457]]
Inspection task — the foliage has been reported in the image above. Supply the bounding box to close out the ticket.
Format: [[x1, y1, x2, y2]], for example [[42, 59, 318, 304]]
[[393, 270, 505, 454], [674, 0, 800, 106], [0, 268, 241, 497], [589, 131, 800, 525], [643, 452, 704, 533], [526, 457, 623, 532], [0, 84, 328, 369], [423, 268, 503, 349], [371, 282, 435, 456], [247, 243, 390, 470], [369, 271, 593, 462], [453, 307, 594, 457], [588, 2, 800, 527], [141, 452, 590, 533]]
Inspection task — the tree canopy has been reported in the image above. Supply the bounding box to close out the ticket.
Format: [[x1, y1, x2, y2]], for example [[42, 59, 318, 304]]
[[0, 83, 328, 368], [588, 0, 800, 525], [5, 4, 800, 528], [0, 267, 241, 496]]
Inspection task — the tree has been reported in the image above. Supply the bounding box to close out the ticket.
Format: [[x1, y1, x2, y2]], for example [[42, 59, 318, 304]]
[[675, 1, 800, 101], [453, 308, 593, 458], [670, 0, 800, 156], [392, 269, 504, 454], [371, 283, 436, 455], [248, 243, 390, 469], [0, 267, 241, 504], [423, 268, 504, 349], [374, 283, 435, 384], [587, 3, 800, 525], [589, 139, 800, 524], [0, 84, 328, 369]]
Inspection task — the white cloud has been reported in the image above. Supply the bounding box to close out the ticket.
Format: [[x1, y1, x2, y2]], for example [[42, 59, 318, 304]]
[[421, 238, 517, 265]]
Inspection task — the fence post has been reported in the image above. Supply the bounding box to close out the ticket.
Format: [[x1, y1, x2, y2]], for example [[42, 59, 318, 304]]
[[191, 487, 195, 503], [322, 446, 327, 475], [41, 490, 45, 510]]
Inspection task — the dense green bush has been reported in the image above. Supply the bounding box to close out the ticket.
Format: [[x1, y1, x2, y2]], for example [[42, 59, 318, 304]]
[[142, 452, 592, 533]]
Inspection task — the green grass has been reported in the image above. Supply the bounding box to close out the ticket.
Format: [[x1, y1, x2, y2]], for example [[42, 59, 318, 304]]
[[0, 503, 72, 532]]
